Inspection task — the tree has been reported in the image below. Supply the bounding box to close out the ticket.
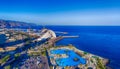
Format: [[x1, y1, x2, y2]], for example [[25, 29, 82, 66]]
[[14, 53, 21, 59], [1, 55, 10, 63], [4, 65, 11, 69]]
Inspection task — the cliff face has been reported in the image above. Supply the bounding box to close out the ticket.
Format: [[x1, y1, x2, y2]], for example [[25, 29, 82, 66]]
[[0, 19, 37, 28]]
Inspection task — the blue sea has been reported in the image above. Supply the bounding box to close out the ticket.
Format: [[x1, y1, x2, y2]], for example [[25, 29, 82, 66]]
[[12, 26, 120, 69], [43, 26, 120, 69]]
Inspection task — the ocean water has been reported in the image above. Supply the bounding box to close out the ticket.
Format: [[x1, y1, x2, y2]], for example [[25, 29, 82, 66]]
[[44, 26, 120, 69]]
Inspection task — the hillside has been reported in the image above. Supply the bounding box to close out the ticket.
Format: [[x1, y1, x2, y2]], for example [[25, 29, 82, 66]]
[[0, 19, 37, 28]]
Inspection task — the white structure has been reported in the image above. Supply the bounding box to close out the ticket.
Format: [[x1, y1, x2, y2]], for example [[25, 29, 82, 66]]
[[37, 29, 56, 41]]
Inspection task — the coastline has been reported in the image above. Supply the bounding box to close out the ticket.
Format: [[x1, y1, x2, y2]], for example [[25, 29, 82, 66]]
[[48, 44, 110, 69]]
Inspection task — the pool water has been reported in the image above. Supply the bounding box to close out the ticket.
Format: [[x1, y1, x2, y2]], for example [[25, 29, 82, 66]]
[[50, 49, 86, 67]]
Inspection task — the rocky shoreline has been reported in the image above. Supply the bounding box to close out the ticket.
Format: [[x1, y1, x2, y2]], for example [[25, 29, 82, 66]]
[[49, 45, 111, 69]]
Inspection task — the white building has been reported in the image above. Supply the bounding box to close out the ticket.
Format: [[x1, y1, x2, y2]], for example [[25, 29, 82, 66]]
[[37, 29, 56, 41]]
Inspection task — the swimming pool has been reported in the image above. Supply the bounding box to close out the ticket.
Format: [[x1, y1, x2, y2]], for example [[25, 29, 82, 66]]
[[50, 49, 86, 67]]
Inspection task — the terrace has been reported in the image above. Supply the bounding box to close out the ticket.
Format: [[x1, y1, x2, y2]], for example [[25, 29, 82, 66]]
[[50, 49, 86, 67]]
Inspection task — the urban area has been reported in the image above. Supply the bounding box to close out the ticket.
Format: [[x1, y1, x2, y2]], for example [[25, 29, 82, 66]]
[[0, 28, 109, 69]]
